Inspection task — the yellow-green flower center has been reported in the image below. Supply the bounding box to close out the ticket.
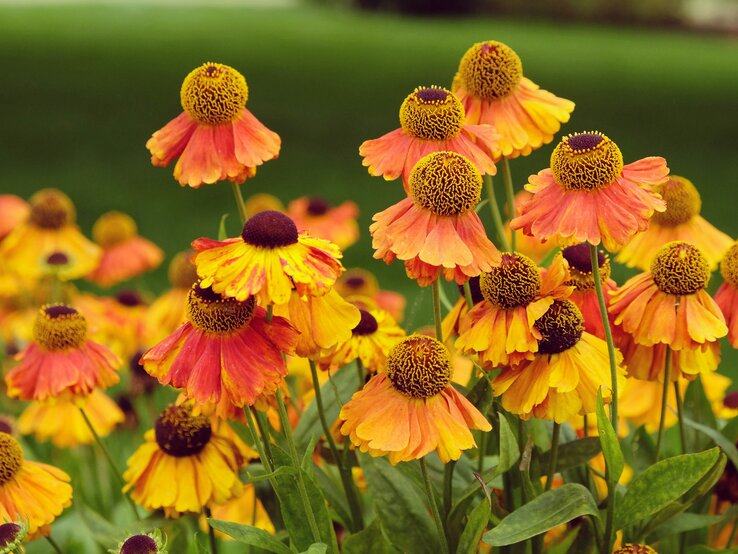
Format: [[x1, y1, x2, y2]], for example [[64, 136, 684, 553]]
[[28, 188, 76, 229], [480, 252, 541, 308], [93, 211, 138, 248], [154, 405, 211, 458], [612, 545, 657, 554], [409, 151, 482, 216], [562, 244, 610, 291], [0, 433, 23, 485], [168, 250, 199, 289], [721, 242, 738, 288], [551, 132, 624, 191], [535, 299, 584, 354], [186, 284, 256, 334], [386, 335, 451, 398], [457, 41, 522, 100], [33, 305, 88, 351], [650, 176, 701, 227], [180, 62, 249, 125], [399, 86, 465, 141], [651, 241, 710, 296]]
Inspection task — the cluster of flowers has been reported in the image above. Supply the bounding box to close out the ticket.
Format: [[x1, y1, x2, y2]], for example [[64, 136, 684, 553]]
[[1, 40, 738, 554]]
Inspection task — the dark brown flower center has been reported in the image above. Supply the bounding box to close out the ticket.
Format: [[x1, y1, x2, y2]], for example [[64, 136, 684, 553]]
[[47, 251, 70, 266], [154, 405, 212, 457], [536, 300, 584, 355], [0, 522, 21, 548], [187, 284, 256, 334], [457, 275, 484, 305], [34, 304, 88, 350], [353, 309, 378, 336], [307, 197, 330, 216], [241, 210, 299, 248], [28, 189, 76, 229], [480, 253, 541, 308], [651, 241, 709, 296], [410, 152, 482, 216]]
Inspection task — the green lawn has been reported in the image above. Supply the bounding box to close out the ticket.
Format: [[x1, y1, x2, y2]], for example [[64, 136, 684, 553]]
[[1, 3, 737, 343]]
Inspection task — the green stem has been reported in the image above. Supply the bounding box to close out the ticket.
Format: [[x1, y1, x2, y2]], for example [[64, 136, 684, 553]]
[[356, 358, 365, 387], [265, 304, 273, 323], [275, 389, 322, 544], [309, 360, 364, 531], [501, 158, 516, 252], [419, 458, 450, 554], [655, 346, 672, 462], [45, 535, 64, 554], [443, 460, 455, 519], [245, 407, 273, 472], [674, 380, 687, 454], [477, 430, 488, 473], [484, 174, 511, 252], [78, 407, 140, 520], [462, 281, 474, 311], [204, 506, 219, 554], [583, 414, 589, 437], [431, 279, 443, 341], [590, 244, 619, 434], [231, 182, 248, 224], [545, 423, 561, 491], [604, 473, 615, 554]]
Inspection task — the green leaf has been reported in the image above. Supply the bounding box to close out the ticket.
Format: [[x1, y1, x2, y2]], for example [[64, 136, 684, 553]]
[[616, 447, 721, 529], [245, 465, 298, 483], [343, 518, 398, 554], [359, 454, 439, 554], [646, 512, 723, 542], [217, 213, 230, 240], [683, 377, 718, 451], [622, 425, 656, 473], [482, 483, 599, 546], [498, 413, 520, 474], [687, 547, 738, 554], [539, 437, 601, 474], [208, 520, 292, 554], [312, 464, 352, 529], [596, 387, 624, 485], [722, 415, 738, 443], [456, 499, 491, 554], [682, 415, 738, 471], [301, 544, 328, 554]]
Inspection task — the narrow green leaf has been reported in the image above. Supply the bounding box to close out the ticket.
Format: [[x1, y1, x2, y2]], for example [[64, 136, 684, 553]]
[[208, 519, 292, 554], [343, 518, 398, 554], [682, 415, 738, 471], [482, 483, 599, 546], [722, 415, 738, 443], [539, 437, 601, 474], [647, 512, 723, 542], [301, 544, 328, 554], [687, 547, 738, 554], [456, 499, 491, 554], [312, 464, 352, 529], [245, 465, 298, 483], [596, 387, 624, 485], [616, 447, 721, 529], [683, 377, 718, 451], [217, 213, 230, 240], [498, 413, 520, 474]]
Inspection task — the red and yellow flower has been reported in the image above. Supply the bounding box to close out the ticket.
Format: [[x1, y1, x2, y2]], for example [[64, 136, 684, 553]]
[[0, 194, 29, 241], [715, 241, 738, 347], [286, 196, 360, 250], [334, 268, 406, 323]]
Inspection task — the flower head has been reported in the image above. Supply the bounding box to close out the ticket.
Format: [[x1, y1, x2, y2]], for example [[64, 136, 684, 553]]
[[0, 195, 29, 241], [613, 545, 656, 554], [716, 241, 738, 347], [286, 196, 360, 250], [111, 531, 168, 554], [0, 521, 27, 553], [335, 267, 407, 322]]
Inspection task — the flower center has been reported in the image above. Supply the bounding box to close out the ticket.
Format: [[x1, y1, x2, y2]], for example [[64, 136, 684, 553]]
[[169, 250, 199, 289], [353, 309, 379, 336], [650, 176, 702, 227], [306, 197, 330, 216], [33, 304, 88, 351], [46, 251, 69, 266], [651, 241, 710, 296], [399, 86, 465, 141], [0, 417, 13, 435], [721, 242, 738, 288], [612, 545, 657, 554], [457, 275, 484, 305], [535, 299, 584, 355], [241, 210, 299, 248], [28, 189, 76, 229], [386, 335, 451, 398], [0, 433, 23, 485], [457, 41, 523, 100], [550, 132, 624, 191], [186, 284, 256, 334], [116, 290, 144, 307], [724, 391, 738, 410], [0, 522, 22, 547], [480, 253, 541, 308], [120, 534, 158, 554], [154, 405, 212, 457], [93, 211, 138, 247], [339, 269, 379, 297], [180, 62, 248, 125], [409, 151, 482, 216], [562, 243, 610, 291]]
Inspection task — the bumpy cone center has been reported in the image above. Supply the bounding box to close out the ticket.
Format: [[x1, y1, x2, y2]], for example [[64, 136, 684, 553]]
[[721, 242, 738, 288], [651, 176, 702, 227], [168, 250, 199, 289], [0, 522, 22, 548], [0, 433, 23, 486], [409, 151, 482, 216], [386, 335, 452, 398], [562, 243, 611, 291], [241, 210, 299, 248], [612, 545, 657, 554], [33, 304, 88, 351], [535, 299, 584, 355], [399, 86, 465, 141], [651, 241, 710, 296], [457, 41, 523, 100], [480, 252, 541, 308], [180, 62, 249, 125], [120, 534, 159, 554], [28, 188, 76, 229], [93, 211, 138, 247], [186, 284, 256, 334], [154, 405, 212, 457], [352, 309, 379, 336], [550, 131, 624, 191]]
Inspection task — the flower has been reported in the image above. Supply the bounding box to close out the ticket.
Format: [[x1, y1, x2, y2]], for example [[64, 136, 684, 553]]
[[146, 62, 280, 188], [452, 41, 574, 158], [0, 189, 100, 280], [318, 305, 406, 372], [359, 85, 499, 189], [492, 299, 625, 423], [0, 195, 29, 241], [123, 405, 245, 516], [371, 151, 500, 286], [613, 545, 656, 554], [5, 305, 120, 401], [0, 432, 72, 536], [0, 521, 27, 553], [87, 211, 164, 287], [339, 335, 491, 464], [511, 131, 669, 251], [715, 241, 738, 348], [609, 241, 727, 350], [110, 530, 168, 554], [193, 210, 345, 305], [334, 268, 406, 322], [455, 252, 573, 368], [141, 284, 298, 418], [286, 196, 360, 250], [504, 190, 557, 263], [18, 389, 124, 448], [616, 176, 732, 270]]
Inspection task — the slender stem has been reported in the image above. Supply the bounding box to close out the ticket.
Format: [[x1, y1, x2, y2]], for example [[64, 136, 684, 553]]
[[275, 389, 322, 544], [245, 407, 273, 472], [231, 182, 248, 224], [309, 360, 364, 531], [204, 506, 219, 554], [443, 460, 455, 519], [477, 429, 487, 473], [501, 158, 516, 252], [655, 346, 672, 462], [253, 408, 274, 468], [674, 380, 687, 454], [78, 407, 140, 520], [604, 472, 615, 554], [590, 244, 619, 434], [356, 358, 365, 387], [462, 281, 474, 311], [545, 423, 561, 491], [484, 174, 512, 252], [583, 414, 589, 437], [45, 535, 64, 554], [431, 279, 443, 341], [265, 304, 273, 323], [419, 458, 450, 554]]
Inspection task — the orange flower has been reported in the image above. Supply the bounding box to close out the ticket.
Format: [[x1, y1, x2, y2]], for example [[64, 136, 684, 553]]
[[504, 190, 557, 263], [339, 335, 490, 464], [334, 267, 406, 323], [286, 196, 360, 250], [452, 41, 574, 158], [371, 151, 500, 286], [193, 210, 345, 306], [511, 132, 669, 251], [146, 62, 280, 188], [360, 85, 499, 190], [455, 253, 573, 368], [5, 305, 120, 401], [441, 276, 483, 342], [0, 194, 29, 240], [715, 241, 738, 347], [141, 284, 298, 418], [87, 211, 164, 287]]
